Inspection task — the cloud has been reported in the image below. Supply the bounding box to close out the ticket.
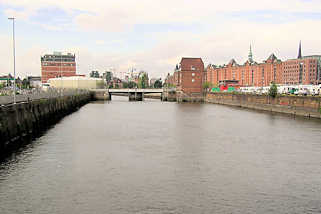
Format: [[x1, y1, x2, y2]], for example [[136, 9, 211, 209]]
[[74, 12, 132, 33], [4, 8, 35, 20], [95, 40, 105, 45], [2, 0, 321, 32], [80, 18, 321, 79], [1, 0, 321, 80], [0, 34, 48, 78], [1, 18, 321, 79]]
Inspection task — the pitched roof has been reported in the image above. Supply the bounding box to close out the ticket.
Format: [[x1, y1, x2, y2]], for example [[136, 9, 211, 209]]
[[228, 58, 237, 65], [267, 53, 277, 61]]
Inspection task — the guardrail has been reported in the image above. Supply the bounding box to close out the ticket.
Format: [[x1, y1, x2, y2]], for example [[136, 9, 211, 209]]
[[0, 89, 90, 106]]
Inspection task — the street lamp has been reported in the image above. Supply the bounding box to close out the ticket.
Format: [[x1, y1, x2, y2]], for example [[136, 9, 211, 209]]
[[8, 17, 16, 104], [60, 54, 62, 96]]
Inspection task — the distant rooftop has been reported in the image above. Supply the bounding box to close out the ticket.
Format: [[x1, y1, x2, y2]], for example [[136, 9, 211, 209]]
[[48, 76, 101, 81], [286, 55, 321, 61], [41, 52, 75, 62], [303, 55, 321, 58]]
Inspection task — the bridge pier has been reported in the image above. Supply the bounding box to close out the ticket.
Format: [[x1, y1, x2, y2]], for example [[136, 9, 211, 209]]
[[129, 92, 143, 101], [162, 90, 177, 102]]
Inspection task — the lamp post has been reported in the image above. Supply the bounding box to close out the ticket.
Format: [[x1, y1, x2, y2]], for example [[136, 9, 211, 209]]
[[8, 17, 16, 104], [60, 54, 62, 96]]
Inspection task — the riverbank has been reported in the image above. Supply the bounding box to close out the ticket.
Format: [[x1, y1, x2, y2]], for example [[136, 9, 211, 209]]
[[0, 92, 91, 158], [205, 92, 321, 119]]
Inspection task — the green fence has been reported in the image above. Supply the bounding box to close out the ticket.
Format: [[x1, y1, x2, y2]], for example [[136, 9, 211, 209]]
[[211, 87, 220, 92], [211, 87, 236, 92]]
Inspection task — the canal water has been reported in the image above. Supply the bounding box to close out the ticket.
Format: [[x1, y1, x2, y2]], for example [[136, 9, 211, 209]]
[[1, 96, 321, 214]]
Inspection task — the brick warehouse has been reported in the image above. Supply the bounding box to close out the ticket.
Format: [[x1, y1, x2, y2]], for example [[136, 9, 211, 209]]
[[206, 43, 321, 87], [41, 52, 78, 83], [167, 58, 204, 95]]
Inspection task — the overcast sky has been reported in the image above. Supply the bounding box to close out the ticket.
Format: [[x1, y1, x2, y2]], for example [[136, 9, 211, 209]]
[[1, 0, 321, 79]]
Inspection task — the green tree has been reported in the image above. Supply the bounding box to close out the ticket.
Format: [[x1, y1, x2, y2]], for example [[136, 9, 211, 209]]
[[138, 73, 148, 88], [165, 83, 176, 88], [21, 78, 30, 89], [202, 81, 212, 91], [128, 81, 137, 88], [105, 71, 112, 84], [154, 79, 162, 88], [122, 82, 129, 88], [90, 70, 100, 78], [269, 82, 278, 98]]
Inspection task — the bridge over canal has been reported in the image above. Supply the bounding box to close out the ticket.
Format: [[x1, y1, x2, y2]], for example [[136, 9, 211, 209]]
[[91, 88, 164, 101]]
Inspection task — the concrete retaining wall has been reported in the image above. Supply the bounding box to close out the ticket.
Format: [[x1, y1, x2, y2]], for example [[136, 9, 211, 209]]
[[162, 88, 177, 102], [177, 92, 203, 103], [162, 91, 177, 102], [206, 93, 321, 119], [92, 90, 111, 100], [0, 92, 92, 158]]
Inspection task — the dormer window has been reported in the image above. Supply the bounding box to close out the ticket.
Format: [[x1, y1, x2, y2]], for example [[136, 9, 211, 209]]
[[191, 66, 196, 71]]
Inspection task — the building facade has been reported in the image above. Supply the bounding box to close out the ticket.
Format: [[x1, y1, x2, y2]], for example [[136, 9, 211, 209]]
[[27, 76, 42, 88], [167, 58, 204, 94], [206, 43, 321, 87], [0, 74, 14, 86], [48, 76, 104, 89], [41, 52, 77, 83], [282, 56, 321, 85], [206, 48, 283, 87]]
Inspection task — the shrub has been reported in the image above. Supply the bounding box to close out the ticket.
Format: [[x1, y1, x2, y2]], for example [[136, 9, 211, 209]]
[[269, 82, 278, 98]]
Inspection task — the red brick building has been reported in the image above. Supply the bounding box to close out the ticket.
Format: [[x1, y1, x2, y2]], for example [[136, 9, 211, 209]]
[[282, 56, 320, 85], [164, 67, 179, 87], [206, 43, 321, 87], [206, 49, 283, 87], [165, 43, 320, 94], [41, 52, 77, 83], [172, 58, 204, 95]]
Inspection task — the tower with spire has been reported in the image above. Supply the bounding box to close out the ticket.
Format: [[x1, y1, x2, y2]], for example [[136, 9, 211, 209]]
[[298, 41, 302, 59], [248, 44, 253, 63]]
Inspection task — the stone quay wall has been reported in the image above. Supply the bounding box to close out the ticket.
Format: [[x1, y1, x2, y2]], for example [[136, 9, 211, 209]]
[[91, 90, 111, 100], [162, 91, 177, 102], [162, 88, 177, 102], [0, 92, 92, 158], [206, 93, 321, 119]]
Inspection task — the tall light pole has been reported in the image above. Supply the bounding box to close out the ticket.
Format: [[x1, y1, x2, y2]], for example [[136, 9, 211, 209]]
[[8, 17, 16, 104], [60, 54, 62, 96]]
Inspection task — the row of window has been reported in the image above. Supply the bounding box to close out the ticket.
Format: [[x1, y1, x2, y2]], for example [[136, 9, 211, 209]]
[[42, 71, 75, 73], [42, 58, 75, 62], [42, 63, 76, 66]]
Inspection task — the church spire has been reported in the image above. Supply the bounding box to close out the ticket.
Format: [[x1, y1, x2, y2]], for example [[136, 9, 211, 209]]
[[298, 41, 302, 59], [248, 44, 253, 63]]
